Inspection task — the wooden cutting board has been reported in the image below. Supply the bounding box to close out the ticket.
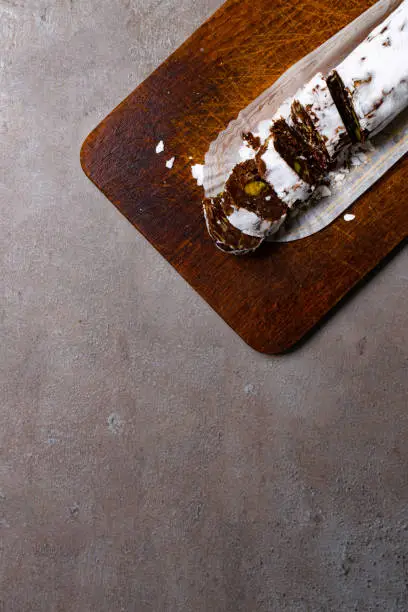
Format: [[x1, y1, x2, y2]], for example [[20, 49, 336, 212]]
[[81, 0, 407, 354]]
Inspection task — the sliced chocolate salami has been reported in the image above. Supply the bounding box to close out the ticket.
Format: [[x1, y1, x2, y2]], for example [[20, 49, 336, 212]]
[[269, 116, 328, 185], [223, 160, 288, 238], [256, 137, 313, 208], [203, 195, 263, 255], [326, 70, 364, 143], [290, 73, 351, 160]]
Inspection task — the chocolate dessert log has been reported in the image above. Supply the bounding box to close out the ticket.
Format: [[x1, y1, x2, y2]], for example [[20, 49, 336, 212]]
[[200, 2, 408, 255], [328, 0, 408, 140], [203, 195, 263, 255], [223, 160, 288, 238]]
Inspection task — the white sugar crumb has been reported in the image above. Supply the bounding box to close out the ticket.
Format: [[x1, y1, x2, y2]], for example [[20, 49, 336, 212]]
[[192, 164, 204, 187], [351, 151, 368, 166], [166, 157, 175, 169], [361, 141, 375, 152], [344, 214, 356, 222], [107, 413, 124, 435], [316, 185, 332, 198], [265, 196, 271, 201], [155, 140, 164, 154], [334, 174, 345, 183], [356, 152, 368, 163], [244, 384, 256, 396]]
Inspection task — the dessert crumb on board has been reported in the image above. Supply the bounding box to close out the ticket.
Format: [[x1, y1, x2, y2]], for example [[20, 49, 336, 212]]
[[192, 164, 204, 186]]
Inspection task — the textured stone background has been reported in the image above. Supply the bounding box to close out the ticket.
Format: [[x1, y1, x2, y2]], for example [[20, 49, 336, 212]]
[[0, 1, 407, 610]]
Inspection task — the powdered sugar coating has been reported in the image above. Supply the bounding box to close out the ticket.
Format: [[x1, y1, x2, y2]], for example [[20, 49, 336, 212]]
[[238, 142, 256, 161], [256, 120, 274, 142], [260, 139, 313, 208], [336, 0, 408, 135], [296, 73, 349, 157], [227, 206, 287, 238]]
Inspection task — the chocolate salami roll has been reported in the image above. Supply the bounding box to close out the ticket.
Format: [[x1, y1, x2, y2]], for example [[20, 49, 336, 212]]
[[201, 1, 408, 255], [328, 0, 408, 140]]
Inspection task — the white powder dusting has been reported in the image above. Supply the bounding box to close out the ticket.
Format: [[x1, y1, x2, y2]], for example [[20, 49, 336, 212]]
[[192, 164, 204, 186], [336, 0, 408, 136], [261, 139, 312, 208], [166, 157, 175, 169], [155, 140, 164, 154], [239, 142, 256, 161], [256, 119, 274, 141], [228, 206, 286, 238], [344, 214, 356, 222]]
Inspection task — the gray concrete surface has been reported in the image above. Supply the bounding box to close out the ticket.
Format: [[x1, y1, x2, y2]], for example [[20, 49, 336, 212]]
[[0, 1, 407, 610]]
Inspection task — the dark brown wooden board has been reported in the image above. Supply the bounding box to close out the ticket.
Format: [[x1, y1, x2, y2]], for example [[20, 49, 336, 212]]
[[81, 0, 407, 354]]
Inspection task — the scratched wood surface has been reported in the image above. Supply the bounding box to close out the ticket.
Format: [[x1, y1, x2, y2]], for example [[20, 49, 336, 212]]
[[81, 0, 407, 354]]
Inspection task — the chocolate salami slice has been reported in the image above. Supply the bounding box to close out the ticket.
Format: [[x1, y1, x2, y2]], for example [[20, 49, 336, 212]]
[[270, 115, 329, 185], [203, 195, 263, 255], [223, 160, 288, 238], [326, 70, 364, 143], [256, 138, 313, 208], [290, 73, 351, 160]]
